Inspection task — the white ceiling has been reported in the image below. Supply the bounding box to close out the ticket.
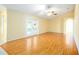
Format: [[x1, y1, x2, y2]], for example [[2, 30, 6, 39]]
[[3, 4, 75, 19]]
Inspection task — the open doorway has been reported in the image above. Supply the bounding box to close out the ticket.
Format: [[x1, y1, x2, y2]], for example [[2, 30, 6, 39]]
[[64, 18, 74, 46]]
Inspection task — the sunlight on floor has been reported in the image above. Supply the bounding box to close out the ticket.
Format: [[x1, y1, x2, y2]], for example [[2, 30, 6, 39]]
[[33, 37, 38, 49]]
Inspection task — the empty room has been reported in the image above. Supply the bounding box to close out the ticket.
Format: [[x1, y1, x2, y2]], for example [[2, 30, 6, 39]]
[[0, 4, 79, 55]]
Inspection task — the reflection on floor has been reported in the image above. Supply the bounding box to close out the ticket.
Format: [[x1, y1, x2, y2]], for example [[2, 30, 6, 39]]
[[0, 47, 8, 55], [1, 32, 78, 55]]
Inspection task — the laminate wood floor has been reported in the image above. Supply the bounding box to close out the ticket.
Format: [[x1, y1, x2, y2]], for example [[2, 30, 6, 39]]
[[1, 32, 78, 55]]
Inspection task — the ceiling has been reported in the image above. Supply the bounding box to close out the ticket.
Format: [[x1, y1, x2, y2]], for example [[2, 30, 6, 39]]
[[3, 4, 75, 20]]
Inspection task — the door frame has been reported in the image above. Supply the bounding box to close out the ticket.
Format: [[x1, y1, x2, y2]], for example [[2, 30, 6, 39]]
[[0, 5, 7, 45]]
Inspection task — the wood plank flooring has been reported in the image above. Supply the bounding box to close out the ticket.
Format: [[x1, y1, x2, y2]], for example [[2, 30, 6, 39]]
[[1, 32, 78, 55]]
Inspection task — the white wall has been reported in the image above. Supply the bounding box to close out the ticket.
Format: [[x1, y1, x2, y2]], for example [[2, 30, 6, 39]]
[[48, 11, 74, 33], [0, 5, 7, 45], [74, 4, 79, 53], [7, 9, 48, 41], [7, 9, 28, 41]]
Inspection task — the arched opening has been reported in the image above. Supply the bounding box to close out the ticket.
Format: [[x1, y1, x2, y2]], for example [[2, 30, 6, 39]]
[[64, 18, 74, 46]]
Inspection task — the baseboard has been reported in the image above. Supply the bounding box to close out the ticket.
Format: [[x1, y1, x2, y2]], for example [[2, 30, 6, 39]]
[[6, 32, 48, 43], [5, 32, 64, 44]]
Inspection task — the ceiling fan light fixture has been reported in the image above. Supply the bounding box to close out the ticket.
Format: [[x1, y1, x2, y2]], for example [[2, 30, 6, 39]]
[[47, 12, 52, 16]]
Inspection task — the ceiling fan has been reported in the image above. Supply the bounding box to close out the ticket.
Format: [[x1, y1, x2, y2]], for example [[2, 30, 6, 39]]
[[39, 5, 60, 16]]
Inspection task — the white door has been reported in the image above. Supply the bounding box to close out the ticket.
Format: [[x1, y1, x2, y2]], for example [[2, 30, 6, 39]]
[[26, 17, 39, 36]]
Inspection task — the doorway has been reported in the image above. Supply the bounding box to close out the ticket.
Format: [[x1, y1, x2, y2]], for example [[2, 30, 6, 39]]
[[64, 18, 74, 45]]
